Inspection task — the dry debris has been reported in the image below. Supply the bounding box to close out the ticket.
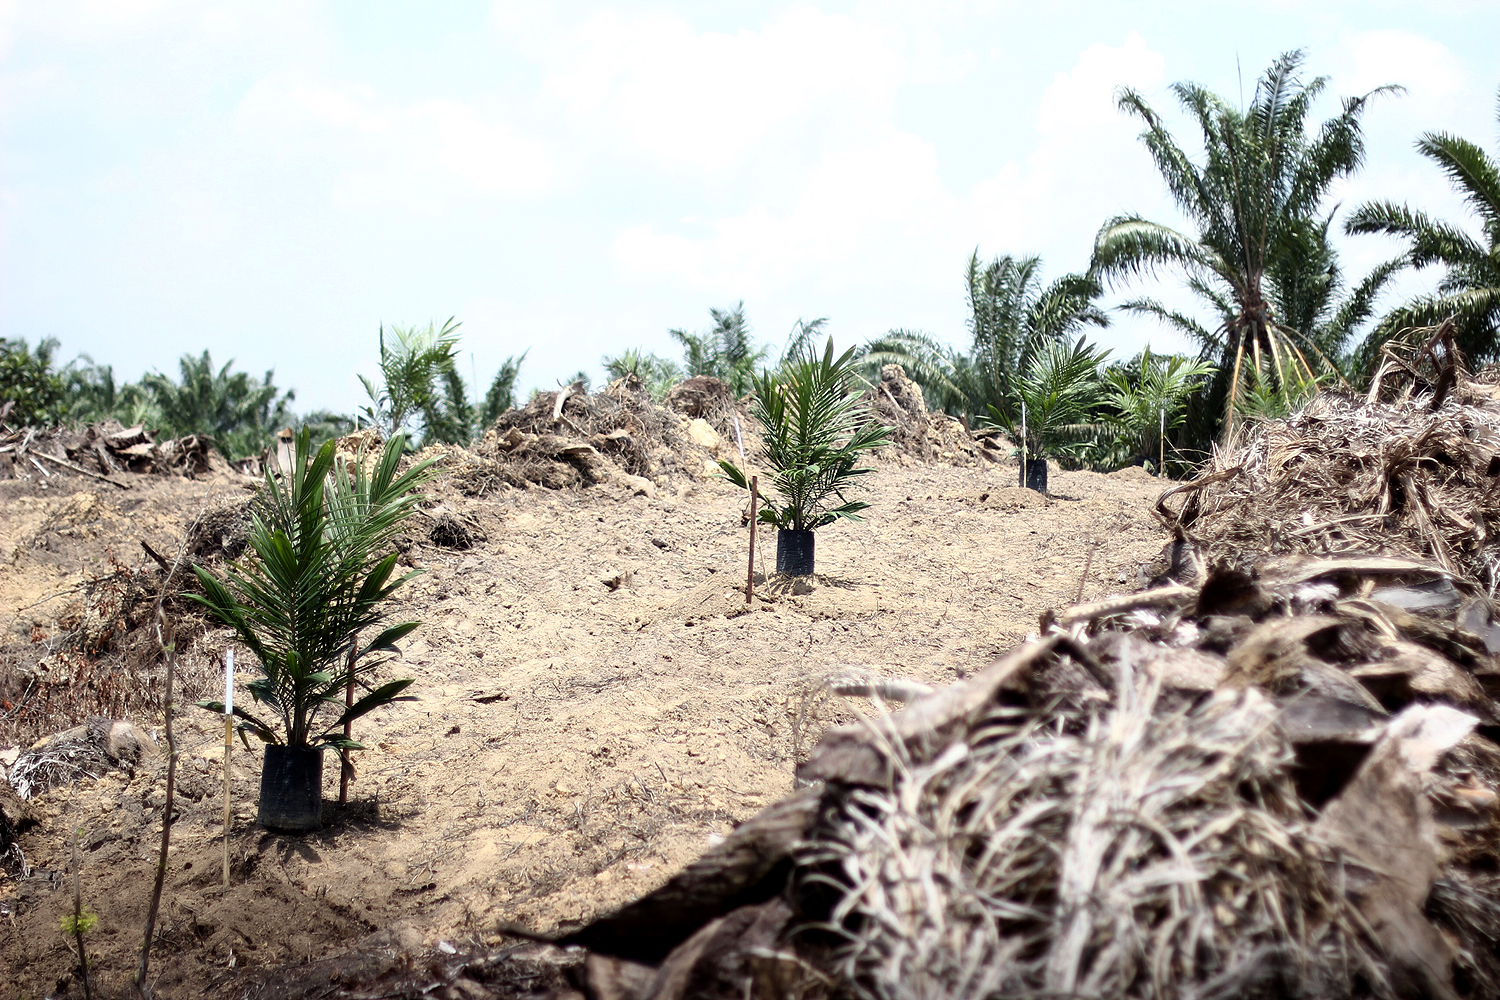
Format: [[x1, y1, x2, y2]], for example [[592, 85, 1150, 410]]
[[862, 365, 1005, 468], [444, 367, 996, 496], [0, 421, 225, 484], [1162, 335, 1500, 592], [448, 375, 727, 494], [551, 550, 1500, 1000], [9, 716, 157, 801]]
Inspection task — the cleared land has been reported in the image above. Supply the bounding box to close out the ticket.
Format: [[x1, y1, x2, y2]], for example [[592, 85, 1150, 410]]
[[0, 452, 1168, 999]]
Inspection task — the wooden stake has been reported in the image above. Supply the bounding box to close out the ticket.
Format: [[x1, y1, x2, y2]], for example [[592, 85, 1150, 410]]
[[136, 620, 178, 997], [746, 475, 759, 605], [339, 642, 356, 804]]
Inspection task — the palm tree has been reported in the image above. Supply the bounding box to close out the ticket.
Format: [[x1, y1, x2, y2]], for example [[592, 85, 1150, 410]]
[[600, 348, 681, 400], [669, 302, 770, 395], [361, 319, 526, 445], [140, 351, 294, 458], [1092, 50, 1397, 440], [865, 251, 1108, 425], [1346, 88, 1500, 367]]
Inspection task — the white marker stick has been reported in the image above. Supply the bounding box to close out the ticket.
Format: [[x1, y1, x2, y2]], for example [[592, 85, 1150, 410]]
[[222, 649, 234, 892]]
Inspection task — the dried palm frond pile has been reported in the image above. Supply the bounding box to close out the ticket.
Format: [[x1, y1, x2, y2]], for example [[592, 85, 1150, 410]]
[[448, 375, 735, 494], [861, 365, 1002, 468], [445, 366, 997, 495], [0, 420, 224, 484], [559, 552, 1500, 999], [1162, 334, 1500, 592]]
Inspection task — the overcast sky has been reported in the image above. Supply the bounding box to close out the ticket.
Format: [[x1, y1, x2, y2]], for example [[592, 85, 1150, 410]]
[[2, 1, 1496, 414]]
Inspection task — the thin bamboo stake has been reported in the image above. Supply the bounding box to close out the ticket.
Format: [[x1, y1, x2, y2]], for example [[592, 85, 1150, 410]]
[[1159, 404, 1166, 476], [222, 649, 233, 893], [1020, 401, 1028, 488], [746, 475, 759, 604]]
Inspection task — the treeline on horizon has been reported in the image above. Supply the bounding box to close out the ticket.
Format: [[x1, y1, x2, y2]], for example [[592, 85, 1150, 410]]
[[3, 51, 1498, 475]]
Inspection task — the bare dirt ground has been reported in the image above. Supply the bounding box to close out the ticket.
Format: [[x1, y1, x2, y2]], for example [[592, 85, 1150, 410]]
[[0, 454, 1170, 999]]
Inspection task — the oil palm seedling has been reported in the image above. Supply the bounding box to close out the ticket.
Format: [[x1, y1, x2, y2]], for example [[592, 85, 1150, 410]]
[[191, 429, 437, 831], [1092, 49, 1398, 442], [718, 338, 889, 576], [1346, 87, 1500, 368], [1101, 348, 1217, 475], [987, 336, 1110, 492]]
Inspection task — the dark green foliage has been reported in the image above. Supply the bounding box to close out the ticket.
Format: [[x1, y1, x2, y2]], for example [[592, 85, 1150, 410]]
[[718, 338, 890, 531], [58, 355, 154, 426], [1346, 88, 1500, 367], [0, 337, 65, 426], [139, 351, 295, 459], [191, 430, 437, 748]]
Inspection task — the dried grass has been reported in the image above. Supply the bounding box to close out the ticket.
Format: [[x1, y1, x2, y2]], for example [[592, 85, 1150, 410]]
[[800, 680, 1387, 1000], [1165, 341, 1500, 593]]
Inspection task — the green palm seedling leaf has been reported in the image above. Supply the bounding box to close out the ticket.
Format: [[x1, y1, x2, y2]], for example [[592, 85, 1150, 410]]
[[720, 337, 890, 532], [190, 429, 438, 747]]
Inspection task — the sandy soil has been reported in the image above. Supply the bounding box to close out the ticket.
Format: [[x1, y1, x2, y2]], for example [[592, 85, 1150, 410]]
[[0, 456, 1170, 999]]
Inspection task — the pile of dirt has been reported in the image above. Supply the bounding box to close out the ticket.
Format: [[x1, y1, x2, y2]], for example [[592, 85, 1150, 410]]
[[862, 365, 1004, 467], [560, 551, 1500, 1000], [447, 375, 738, 495], [0, 422, 226, 484]]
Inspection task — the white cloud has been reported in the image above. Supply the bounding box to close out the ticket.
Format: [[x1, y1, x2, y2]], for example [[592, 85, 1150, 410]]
[[538, 7, 908, 172], [1335, 29, 1465, 103], [610, 31, 1174, 314], [235, 76, 554, 207]]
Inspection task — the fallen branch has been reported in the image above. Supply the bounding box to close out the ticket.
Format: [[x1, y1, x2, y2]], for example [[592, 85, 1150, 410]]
[[31, 449, 129, 488]]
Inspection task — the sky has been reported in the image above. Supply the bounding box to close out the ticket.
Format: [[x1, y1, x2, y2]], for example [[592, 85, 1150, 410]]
[[1, 1, 1497, 415]]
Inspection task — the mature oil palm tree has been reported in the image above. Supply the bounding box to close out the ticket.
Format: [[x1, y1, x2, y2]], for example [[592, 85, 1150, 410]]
[[1346, 88, 1500, 368], [1092, 50, 1397, 440], [140, 351, 294, 458], [865, 251, 1108, 425], [669, 302, 770, 395]]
